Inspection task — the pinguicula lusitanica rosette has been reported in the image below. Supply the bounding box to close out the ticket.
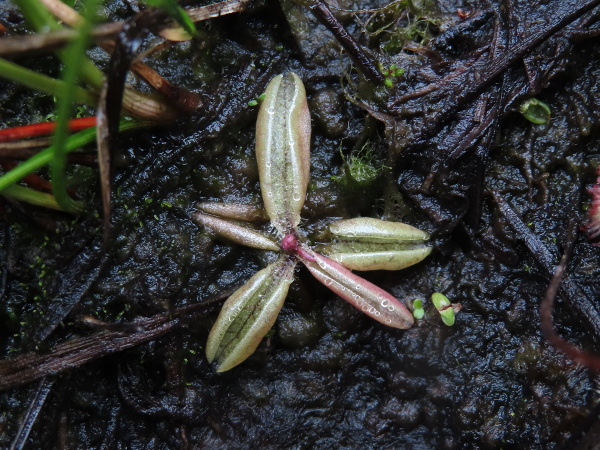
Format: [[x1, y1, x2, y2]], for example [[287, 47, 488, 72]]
[[193, 73, 431, 372]]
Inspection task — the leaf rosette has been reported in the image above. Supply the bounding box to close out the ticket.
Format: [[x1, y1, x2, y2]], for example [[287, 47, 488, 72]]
[[194, 73, 431, 371]]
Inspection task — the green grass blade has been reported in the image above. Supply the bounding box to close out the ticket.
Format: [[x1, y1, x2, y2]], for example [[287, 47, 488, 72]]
[[1, 185, 64, 211], [13, 0, 61, 32], [51, 0, 100, 213], [0, 121, 144, 194], [0, 58, 96, 105], [14, 0, 104, 90]]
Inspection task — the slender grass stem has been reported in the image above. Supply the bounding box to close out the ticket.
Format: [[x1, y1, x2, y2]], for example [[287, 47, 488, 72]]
[[13, 0, 61, 32], [0, 121, 144, 194], [14, 0, 104, 90], [0, 59, 96, 106], [51, 0, 99, 213], [1, 185, 64, 211]]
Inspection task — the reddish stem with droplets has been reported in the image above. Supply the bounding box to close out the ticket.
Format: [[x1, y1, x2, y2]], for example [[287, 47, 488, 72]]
[[281, 233, 315, 261]]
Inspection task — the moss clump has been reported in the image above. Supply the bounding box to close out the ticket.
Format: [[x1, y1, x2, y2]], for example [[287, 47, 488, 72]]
[[333, 143, 383, 189]]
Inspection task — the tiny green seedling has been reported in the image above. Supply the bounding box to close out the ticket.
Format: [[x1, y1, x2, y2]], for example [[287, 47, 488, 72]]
[[431, 292, 462, 326], [412, 299, 425, 320], [519, 98, 551, 125], [379, 63, 405, 88]]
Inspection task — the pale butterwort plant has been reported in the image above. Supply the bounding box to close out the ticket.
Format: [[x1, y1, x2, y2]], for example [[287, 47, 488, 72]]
[[193, 73, 431, 371]]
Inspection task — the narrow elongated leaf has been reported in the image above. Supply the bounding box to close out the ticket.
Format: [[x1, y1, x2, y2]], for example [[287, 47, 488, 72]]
[[0, 58, 96, 106], [326, 247, 432, 271], [1, 185, 63, 211], [206, 257, 296, 372], [329, 217, 429, 242], [192, 212, 281, 252], [197, 201, 268, 222], [192, 211, 279, 251], [301, 249, 414, 329], [50, 0, 99, 214], [255, 72, 311, 235], [325, 217, 431, 270], [0, 121, 142, 193]]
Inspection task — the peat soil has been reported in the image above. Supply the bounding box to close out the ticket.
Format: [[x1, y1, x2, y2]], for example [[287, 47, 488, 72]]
[[1, 0, 600, 448]]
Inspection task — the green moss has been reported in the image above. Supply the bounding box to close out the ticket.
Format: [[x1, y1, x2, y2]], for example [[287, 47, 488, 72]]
[[362, 0, 440, 54], [333, 143, 383, 189]]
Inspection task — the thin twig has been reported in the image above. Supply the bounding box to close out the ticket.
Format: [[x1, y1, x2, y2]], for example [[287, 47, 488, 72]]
[[0, 22, 122, 57], [9, 378, 55, 450], [492, 189, 600, 354], [0, 143, 97, 165], [305, 0, 384, 84], [96, 84, 111, 241], [187, 0, 252, 21], [490, 190, 555, 271], [0, 294, 227, 392], [0, 323, 180, 389], [0, 138, 53, 152]]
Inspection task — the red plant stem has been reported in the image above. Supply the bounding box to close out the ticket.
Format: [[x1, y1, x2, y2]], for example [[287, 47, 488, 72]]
[[582, 166, 600, 240], [540, 246, 600, 372], [0, 116, 97, 143]]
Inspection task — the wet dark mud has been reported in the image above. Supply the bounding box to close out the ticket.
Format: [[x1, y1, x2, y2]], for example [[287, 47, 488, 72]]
[[1, 0, 600, 448]]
